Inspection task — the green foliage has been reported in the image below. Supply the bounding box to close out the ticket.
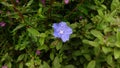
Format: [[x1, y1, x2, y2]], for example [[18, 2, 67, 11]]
[[87, 60, 96, 68], [0, 0, 120, 68]]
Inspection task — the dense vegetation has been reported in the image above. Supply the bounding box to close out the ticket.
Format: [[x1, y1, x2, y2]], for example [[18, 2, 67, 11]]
[[0, 0, 120, 68]]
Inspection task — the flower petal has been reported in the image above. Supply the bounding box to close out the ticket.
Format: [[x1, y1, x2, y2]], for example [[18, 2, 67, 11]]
[[53, 31, 60, 38], [61, 34, 70, 42], [52, 23, 59, 29], [65, 27, 72, 34], [59, 22, 67, 27]]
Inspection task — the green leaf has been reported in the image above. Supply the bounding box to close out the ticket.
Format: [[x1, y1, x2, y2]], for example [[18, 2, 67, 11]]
[[115, 42, 120, 48], [114, 48, 120, 59], [78, 6, 88, 15], [102, 46, 112, 54], [116, 30, 120, 41], [26, 0, 33, 7], [41, 61, 50, 68], [89, 41, 99, 47], [111, 0, 120, 11], [104, 27, 112, 34], [39, 33, 46, 37], [72, 50, 82, 56], [27, 27, 40, 36], [94, 0, 101, 5], [106, 55, 114, 66], [25, 59, 34, 67], [17, 54, 25, 62], [97, 9, 103, 17], [39, 37, 45, 46], [50, 41, 57, 48], [101, 5, 107, 9], [19, 62, 23, 68], [83, 54, 91, 61], [56, 41, 62, 50], [91, 30, 103, 40], [94, 46, 100, 56], [19, 41, 29, 50], [115, 30, 120, 47], [38, 44, 49, 51], [12, 24, 25, 32], [39, 33, 47, 46], [87, 60, 96, 68], [38, 7, 46, 18], [50, 51, 54, 60], [83, 40, 99, 47], [70, 23, 78, 29], [1, 53, 8, 62], [1, 2, 13, 7], [53, 57, 61, 68], [64, 65, 75, 68], [97, 21, 107, 30], [7, 62, 12, 68]]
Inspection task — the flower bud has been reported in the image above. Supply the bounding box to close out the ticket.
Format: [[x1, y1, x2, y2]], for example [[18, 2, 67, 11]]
[[36, 50, 41, 55], [0, 22, 6, 27], [64, 0, 69, 4], [2, 65, 7, 68]]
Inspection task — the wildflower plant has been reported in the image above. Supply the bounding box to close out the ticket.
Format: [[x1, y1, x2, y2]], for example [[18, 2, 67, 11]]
[[0, 0, 120, 68]]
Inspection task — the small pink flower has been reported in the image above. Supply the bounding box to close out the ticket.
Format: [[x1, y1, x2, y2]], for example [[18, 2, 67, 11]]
[[16, 0, 19, 3], [41, 0, 46, 6], [64, 0, 69, 4], [80, 16, 82, 19], [2, 65, 7, 68], [36, 50, 41, 55], [0, 22, 6, 27]]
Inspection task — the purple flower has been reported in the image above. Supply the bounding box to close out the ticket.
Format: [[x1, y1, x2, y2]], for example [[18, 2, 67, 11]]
[[36, 50, 41, 55], [0, 22, 6, 27], [16, 0, 19, 3], [52, 21, 72, 42], [2, 65, 7, 68], [41, 0, 46, 6], [80, 16, 82, 19], [64, 0, 69, 4]]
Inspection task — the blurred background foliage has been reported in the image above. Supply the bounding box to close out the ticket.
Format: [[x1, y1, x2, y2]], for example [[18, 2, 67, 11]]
[[0, 0, 120, 68]]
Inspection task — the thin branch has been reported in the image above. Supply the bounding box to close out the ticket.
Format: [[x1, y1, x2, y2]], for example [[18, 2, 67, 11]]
[[10, 0, 25, 22], [64, 0, 84, 18]]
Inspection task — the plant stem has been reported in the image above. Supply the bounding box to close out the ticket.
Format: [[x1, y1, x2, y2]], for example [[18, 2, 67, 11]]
[[64, 0, 84, 18]]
